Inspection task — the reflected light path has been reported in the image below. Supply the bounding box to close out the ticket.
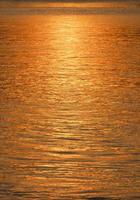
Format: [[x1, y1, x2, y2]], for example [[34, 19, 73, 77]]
[[0, 11, 140, 200]]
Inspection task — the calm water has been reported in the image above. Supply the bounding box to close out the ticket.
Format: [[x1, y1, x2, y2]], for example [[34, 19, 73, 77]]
[[0, 2, 140, 200]]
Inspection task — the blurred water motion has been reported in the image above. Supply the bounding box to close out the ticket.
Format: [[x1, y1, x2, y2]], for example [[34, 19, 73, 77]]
[[0, 3, 140, 200]]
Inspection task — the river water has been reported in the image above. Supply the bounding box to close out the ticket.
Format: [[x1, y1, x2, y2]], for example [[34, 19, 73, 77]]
[[0, 2, 140, 200]]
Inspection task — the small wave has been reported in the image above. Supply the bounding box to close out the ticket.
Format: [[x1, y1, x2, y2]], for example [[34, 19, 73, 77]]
[[87, 198, 118, 200]]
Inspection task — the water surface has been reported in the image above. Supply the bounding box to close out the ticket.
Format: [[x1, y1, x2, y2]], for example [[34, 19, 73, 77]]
[[0, 2, 140, 200]]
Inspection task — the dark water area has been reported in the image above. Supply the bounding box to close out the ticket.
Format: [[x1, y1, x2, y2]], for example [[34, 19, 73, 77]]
[[1, 1, 140, 15], [0, 2, 140, 200]]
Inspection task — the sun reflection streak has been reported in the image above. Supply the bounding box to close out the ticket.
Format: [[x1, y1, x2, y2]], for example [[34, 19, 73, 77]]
[[0, 12, 139, 199]]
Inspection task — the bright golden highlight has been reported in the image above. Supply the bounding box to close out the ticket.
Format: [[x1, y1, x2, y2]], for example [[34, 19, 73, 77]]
[[0, 2, 140, 200]]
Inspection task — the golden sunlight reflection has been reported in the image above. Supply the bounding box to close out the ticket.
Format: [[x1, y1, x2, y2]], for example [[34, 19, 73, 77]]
[[0, 12, 140, 200]]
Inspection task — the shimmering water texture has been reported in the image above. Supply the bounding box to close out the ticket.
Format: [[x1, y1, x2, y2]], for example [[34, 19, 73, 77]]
[[0, 2, 140, 200]]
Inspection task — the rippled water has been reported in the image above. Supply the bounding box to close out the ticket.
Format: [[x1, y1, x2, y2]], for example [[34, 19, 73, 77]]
[[0, 2, 140, 200]]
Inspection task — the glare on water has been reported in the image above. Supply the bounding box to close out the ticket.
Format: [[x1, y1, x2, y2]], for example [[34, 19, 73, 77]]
[[0, 3, 140, 200]]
